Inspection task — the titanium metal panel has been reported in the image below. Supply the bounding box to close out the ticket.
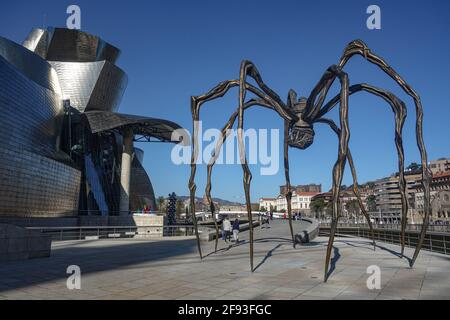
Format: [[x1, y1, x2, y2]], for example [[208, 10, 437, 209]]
[[50, 60, 127, 112], [22, 28, 49, 59], [134, 147, 144, 164], [0, 53, 80, 218], [86, 61, 127, 112], [130, 157, 157, 211], [0, 55, 63, 156], [82, 111, 185, 143], [23, 28, 120, 63], [0, 36, 62, 94], [0, 148, 81, 217]]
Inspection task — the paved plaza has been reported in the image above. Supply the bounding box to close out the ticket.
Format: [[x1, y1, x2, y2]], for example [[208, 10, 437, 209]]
[[0, 221, 449, 300]]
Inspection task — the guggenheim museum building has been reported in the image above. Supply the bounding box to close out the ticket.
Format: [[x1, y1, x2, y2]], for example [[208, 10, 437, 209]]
[[0, 27, 183, 219]]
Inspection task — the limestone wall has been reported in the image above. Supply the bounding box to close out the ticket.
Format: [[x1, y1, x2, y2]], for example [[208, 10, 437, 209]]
[[0, 224, 51, 262]]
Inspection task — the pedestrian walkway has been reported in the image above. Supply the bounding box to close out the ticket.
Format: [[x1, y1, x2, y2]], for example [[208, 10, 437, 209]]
[[0, 221, 449, 300]]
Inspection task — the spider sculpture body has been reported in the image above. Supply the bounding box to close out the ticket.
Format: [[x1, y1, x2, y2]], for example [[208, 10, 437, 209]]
[[188, 40, 432, 281]]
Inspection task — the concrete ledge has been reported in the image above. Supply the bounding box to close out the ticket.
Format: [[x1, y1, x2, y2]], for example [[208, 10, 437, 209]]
[[200, 221, 260, 242], [0, 224, 52, 262], [85, 236, 100, 240], [294, 218, 320, 244]]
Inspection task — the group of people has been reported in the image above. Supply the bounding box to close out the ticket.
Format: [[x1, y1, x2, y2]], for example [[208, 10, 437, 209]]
[[221, 217, 240, 244], [135, 205, 152, 214], [260, 212, 271, 229]]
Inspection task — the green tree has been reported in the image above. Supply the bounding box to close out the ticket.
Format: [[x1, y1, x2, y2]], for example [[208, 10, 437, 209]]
[[345, 199, 360, 219], [157, 196, 165, 212], [310, 198, 326, 219], [366, 195, 377, 212], [367, 182, 375, 189], [176, 199, 184, 218], [407, 162, 420, 171], [251, 203, 260, 212], [260, 206, 267, 212]]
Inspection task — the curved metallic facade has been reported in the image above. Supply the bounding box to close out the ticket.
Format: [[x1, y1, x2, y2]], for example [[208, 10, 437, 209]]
[[0, 36, 62, 94], [130, 157, 157, 211], [83, 111, 184, 142], [23, 28, 121, 63], [1, 26, 183, 218], [0, 40, 81, 217], [50, 61, 127, 112], [24, 27, 127, 113]]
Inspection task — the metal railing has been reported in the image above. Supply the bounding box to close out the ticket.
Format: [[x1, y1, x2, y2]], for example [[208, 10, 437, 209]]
[[27, 225, 197, 242], [319, 224, 450, 255], [319, 223, 450, 233]]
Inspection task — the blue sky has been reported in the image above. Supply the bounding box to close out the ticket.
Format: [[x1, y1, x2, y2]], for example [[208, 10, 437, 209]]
[[1, 0, 449, 202]]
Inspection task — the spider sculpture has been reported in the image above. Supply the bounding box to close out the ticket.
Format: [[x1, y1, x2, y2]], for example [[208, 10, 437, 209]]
[[188, 40, 432, 282]]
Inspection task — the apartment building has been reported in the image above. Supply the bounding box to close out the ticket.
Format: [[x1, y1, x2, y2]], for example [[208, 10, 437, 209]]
[[429, 158, 450, 175], [414, 171, 450, 223], [374, 173, 422, 222]]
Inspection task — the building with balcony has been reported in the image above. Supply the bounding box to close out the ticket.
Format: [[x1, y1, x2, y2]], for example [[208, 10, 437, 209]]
[[374, 173, 422, 223], [275, 191, 320, 215], [429, 158, 450, 175], [414, 171, 450, 223], [259, 198, 276, 211]]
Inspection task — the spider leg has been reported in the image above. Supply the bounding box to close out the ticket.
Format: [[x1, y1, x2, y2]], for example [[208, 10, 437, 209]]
[[324, 68, 350, 282], [303, 66, 339, 121], [317, 83, 408, 257], [190, 80, 241, 259], [205, 99, 273, 253], [337, 40, 431, 267], [317, 118, 376, 251], [189, 78, 288, 260], [237, 60, 300, 271], [206, 111, 238, 253], [238, 62, 255, 272], [284, 119, 296, 247]]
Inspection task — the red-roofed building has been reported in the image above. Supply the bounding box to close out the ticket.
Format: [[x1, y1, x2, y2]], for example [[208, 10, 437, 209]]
[[274, 190, 321, 215], [259, 198, 276, 211]]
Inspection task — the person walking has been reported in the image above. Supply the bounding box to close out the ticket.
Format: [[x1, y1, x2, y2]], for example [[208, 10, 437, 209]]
[[260, 213, 266, 229], [232, 218, 240, 243], [266, 212, 271, 228], [222, 217, 232, 243]]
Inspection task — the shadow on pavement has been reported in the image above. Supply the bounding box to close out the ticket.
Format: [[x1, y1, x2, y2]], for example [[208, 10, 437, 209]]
[[254, 244, 284, 272], [326, 246, 341, 280], [0, 238, 199, 293]]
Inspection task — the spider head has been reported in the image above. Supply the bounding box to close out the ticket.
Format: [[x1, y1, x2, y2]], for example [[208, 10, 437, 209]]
[[286, 91, 315, 150]]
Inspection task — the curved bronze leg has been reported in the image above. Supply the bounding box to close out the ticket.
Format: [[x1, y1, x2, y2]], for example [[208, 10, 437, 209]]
[[189, 76, 289, 261], [205, 100, 272, 253], [318, 83, 408, 255], [317, 118, 376, 251], [284, 119, 295, 247], [324, 69, 350, 282], [189, 80, 244, 260], [336, 40, 431, 266], [238, 62, 254, 272]]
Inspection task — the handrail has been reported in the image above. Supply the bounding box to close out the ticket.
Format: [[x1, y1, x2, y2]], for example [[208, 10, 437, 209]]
[[26, 225, 198, 242], [319, 223, 450, 233], [319, 224, 450, 255], [26, 225, 194, 230]]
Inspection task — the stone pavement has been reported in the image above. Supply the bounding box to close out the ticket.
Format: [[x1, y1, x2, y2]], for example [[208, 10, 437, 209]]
[[0, 220, 449, 300]]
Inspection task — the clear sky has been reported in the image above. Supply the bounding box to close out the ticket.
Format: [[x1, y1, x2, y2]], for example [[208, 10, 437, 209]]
[[1, 0, 449, 202]]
